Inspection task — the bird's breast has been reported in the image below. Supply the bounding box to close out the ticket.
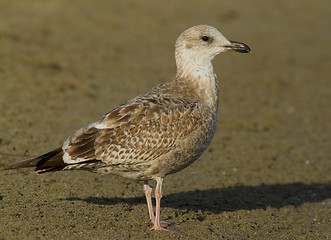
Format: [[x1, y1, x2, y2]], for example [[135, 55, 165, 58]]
[[146, 108, 218, 178]]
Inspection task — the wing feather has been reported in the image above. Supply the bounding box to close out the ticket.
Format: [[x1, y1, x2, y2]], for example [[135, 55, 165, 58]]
[[62, 94, 202, 170]]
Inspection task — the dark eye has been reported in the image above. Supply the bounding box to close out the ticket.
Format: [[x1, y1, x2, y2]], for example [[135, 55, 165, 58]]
[[202, 36, 209, 42]]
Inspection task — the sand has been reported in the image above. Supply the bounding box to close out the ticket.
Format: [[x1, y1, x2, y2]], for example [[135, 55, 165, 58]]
[[0, 0, 330, 239]]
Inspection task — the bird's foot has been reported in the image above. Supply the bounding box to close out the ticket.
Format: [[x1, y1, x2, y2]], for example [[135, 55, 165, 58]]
[[150, 224, 168, 231], [150, 220, 179, 232]]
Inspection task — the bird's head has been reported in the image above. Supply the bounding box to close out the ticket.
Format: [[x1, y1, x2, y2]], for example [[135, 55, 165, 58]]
[[175, 25, 251, 63]]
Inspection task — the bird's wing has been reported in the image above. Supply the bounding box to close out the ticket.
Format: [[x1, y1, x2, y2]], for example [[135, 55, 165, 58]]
[[62, 95, 203, 167]]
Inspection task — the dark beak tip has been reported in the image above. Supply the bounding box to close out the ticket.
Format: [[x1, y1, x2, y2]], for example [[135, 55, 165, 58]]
[[242, 47, 251, 54], [244, 45, 252, 54], [226, 40, 251, 54]]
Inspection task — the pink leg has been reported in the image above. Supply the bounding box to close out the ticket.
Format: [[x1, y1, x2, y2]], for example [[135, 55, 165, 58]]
[[151, 177, 168, 231], [143, 181, 155, 223]]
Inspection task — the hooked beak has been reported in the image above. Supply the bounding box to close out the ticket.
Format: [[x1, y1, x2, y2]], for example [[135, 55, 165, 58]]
[[223, 40, 251, 53]]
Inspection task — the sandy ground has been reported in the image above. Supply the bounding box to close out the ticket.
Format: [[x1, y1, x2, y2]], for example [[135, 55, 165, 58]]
[[0, 0, 330, 239]]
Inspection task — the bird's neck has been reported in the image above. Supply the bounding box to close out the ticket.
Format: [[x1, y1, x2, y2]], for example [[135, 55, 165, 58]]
[[175, 51, 219, 112]]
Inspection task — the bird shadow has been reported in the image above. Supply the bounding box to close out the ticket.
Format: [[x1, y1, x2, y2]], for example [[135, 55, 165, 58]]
[[64, 182, 330, 213]]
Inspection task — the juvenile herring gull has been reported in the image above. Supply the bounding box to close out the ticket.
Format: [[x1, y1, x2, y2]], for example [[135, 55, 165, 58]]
[[4, 25, 250, 231]]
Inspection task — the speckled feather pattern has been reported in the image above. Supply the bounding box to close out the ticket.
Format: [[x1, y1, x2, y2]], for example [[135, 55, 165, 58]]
[[62, 78, 218, 181]]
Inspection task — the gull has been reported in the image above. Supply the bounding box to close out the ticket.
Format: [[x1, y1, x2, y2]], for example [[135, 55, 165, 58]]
[[4, 25, 250, 231]]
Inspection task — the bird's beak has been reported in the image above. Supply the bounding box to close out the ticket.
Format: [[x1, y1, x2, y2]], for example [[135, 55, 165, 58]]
[[223, 40, 251, 53]]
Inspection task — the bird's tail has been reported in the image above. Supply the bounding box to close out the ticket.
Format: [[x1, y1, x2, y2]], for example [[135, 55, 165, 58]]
[[3, 147, 67, 174]]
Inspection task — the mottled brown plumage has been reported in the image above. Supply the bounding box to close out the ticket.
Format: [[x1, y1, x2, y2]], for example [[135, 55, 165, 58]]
[[4, 25, 250, 231]]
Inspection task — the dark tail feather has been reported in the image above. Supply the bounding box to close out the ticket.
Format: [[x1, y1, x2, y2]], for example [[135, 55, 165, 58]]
[[3, 147, 67, 174]]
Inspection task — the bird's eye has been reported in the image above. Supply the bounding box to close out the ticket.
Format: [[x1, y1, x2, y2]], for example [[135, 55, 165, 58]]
[[202, 36, 209, 42]]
